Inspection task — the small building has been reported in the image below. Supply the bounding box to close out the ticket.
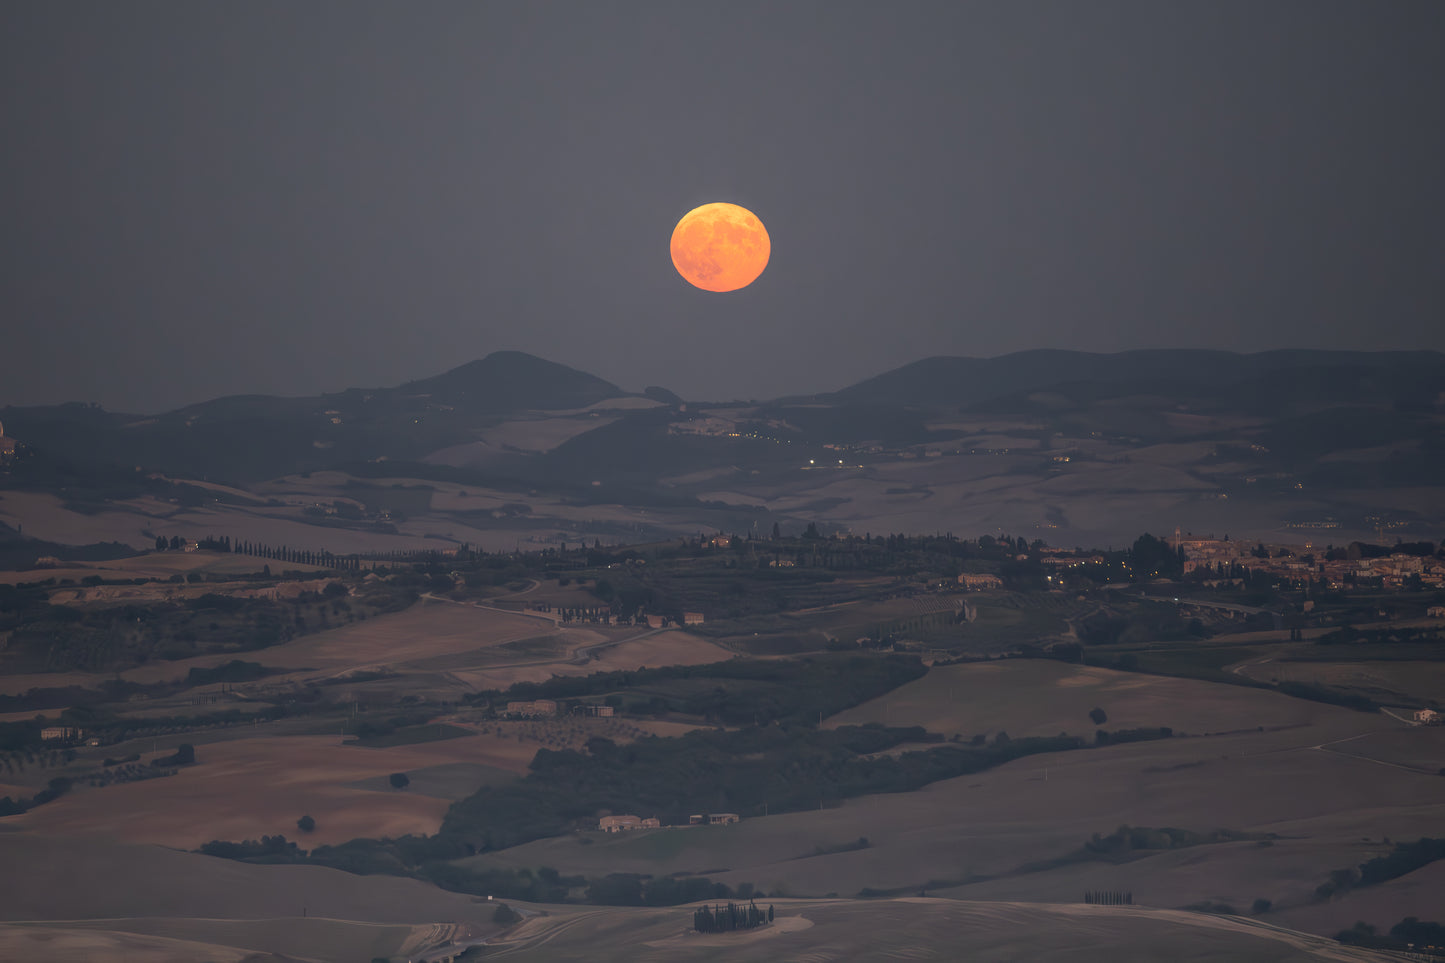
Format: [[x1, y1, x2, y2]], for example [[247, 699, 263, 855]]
[[503, 699, 557, 718], [40, 726, 82, 741], [598, 814, 661, 832], [686, 813, 741, 826], [682, 612, 705, 626], [575, 704, 614, 717], [1415, 709, 1441, 725], [1427, 606, 1445, 619], [645, 614, 666, 629], [958, 573, 1003, 590]]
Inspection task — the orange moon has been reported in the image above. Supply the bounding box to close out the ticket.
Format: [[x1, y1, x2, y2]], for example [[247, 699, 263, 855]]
[[670, 202, 770, 292]]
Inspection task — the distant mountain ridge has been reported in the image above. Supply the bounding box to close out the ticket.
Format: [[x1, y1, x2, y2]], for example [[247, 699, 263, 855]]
[[2, 348, 1442, 487], [162, 351, 627, 422], [0, 352, 632, 483], [825, 349, 1445, 409]]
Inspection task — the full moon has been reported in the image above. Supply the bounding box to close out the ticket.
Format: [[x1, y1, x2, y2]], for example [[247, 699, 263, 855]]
[[670, 203, 770, 292]]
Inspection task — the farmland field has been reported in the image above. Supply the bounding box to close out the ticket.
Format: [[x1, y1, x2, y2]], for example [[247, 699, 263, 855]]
[[824, 660, 1320, 739], [0, 833, 503, 963], [13, 711, 694, 849], [1234, 658, 1445, 708], [475, 897, 1397, 962], [464, 665, 1444, 940]]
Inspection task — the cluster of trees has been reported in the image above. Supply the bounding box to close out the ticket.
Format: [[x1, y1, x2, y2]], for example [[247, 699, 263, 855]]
[[442, 724, 1085, 852], [88, 761, 177, 789], [1316, 837, 1445, 901], [1336, 916, 1445, 952], [1317, 625, 1445, 646], [1273, 681, 1378, 713], [480, 654, 928, 728], [586, 873, 745, 907], [1094, 727, 1173, 746], [0, 775, 72, 816], [193, 834, 768, 910], [693, 901, 772, 933], [151, 744, 195, 767], [199, 835, 306, 863], [1083, 825, 1250, 858], [184, 660, 272, 686]]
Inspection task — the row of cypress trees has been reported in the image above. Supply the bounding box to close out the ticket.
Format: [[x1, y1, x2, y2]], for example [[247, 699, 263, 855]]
[[1085, 890, 1133, 905]]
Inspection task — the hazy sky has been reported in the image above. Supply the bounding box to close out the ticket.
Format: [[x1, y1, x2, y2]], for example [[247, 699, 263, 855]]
[[4, 2, 1443, 412]]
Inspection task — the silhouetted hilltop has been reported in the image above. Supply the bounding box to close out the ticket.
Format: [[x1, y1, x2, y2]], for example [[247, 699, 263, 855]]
[[397, 351, 624, 412], [0, 352, 629, 483]]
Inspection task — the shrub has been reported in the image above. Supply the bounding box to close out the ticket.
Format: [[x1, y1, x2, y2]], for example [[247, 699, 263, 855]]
[[493, 903, 521, 924], [1252, 898, 1272, 914], [389, 772, 410, 789], [1089, 707, 1108, 725], [297, 814, 316, 833]]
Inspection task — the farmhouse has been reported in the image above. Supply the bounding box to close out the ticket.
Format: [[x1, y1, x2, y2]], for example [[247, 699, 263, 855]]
[[1415, 709, 1441, 725], [682, 612, 705, 625], [689, 812, 740, 825], [1428, 606, 1445, 619], [40, 726, 83, 741], [598, 814, 660, 832], [575, 703, 615, 717], [958, 573, 1003, 590], [503, 700, 556, 718]]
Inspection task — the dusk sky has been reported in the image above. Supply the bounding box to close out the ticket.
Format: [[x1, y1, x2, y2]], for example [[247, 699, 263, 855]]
[[4, 2, 1443, 413]]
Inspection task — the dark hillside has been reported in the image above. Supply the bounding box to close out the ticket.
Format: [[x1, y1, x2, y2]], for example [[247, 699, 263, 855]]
[[398, 351, 624, 412], [827, 349, 1445, 410]]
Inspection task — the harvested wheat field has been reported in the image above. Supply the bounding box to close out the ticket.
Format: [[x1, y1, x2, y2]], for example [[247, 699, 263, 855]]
[[449, 629, 734, 690], [1234, 658, 1445, 708], [0, 924, 258, 963], [0, 833, 504, 962], [64, 916, 417, 963], [13, 733, 501, 847], [481, 897, 1398, 962], [473, 698, 1443, 934], [119, 597, 552, 685], [13, 709, 709, 850], [825, 659, 1324, 740]]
